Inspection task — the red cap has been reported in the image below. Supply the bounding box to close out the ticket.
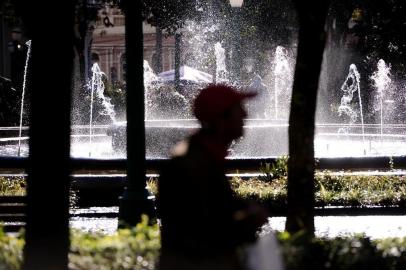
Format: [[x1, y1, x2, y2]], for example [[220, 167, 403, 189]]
[[193, 84, 257, 122]]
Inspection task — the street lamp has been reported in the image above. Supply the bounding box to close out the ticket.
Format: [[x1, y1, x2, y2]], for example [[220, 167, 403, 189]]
[[229, 0, 243, 83], [230, 0, 243, 8]]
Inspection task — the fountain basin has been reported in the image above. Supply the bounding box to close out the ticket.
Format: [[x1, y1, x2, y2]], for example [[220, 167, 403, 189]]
[[107, 120, 406, 158]]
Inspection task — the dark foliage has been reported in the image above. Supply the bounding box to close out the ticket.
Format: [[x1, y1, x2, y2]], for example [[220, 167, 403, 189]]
[[280, 233, 406, 270]]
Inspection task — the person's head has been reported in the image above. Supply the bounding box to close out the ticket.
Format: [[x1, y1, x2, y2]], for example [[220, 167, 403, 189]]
[[193, 84, 256, 144]]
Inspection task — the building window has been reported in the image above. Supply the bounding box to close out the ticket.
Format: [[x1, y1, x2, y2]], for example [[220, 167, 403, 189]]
[[114, 16, 125, 26]]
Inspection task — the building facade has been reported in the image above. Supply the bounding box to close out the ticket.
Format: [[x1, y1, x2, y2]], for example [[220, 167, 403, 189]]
[[92, 7, 175, 83]]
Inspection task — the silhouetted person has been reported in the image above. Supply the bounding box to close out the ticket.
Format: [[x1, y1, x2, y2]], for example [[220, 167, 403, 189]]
[[157, 84, 268, 270]]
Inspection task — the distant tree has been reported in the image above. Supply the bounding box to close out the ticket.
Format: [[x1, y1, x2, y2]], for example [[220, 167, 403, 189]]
[[142, 0, 229, 35], [74, 0, 121, 83], [243, 0, 297, 47], [1, 0, 22, 27], [322, 0, 406, 122], [142, 0, 200, 35]]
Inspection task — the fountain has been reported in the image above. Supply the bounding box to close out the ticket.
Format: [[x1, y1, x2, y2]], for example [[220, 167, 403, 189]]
[[337, 63, 365, 143], [214, 42, 228, 83], [88, 62, 116, 157], [105, 48, 406, 159], [370, 59, 391, 139], [17, 40, 32, 157], [144, 60, 158, 120], [2, 10, 406, 160], [3, 50, 406, 159], [247, 74, 271, 119], [144, 61, 190, 120], [273, 46, 293, 120]]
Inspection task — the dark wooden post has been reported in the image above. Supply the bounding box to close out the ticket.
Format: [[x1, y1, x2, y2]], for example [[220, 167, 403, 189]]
[[21, 1, 75, 269], [286, 1, 330, 236], [118, 0, 154, 226]]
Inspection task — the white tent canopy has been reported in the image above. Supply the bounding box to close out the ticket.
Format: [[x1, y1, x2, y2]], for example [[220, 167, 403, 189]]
[[158, 65, 213, 84]]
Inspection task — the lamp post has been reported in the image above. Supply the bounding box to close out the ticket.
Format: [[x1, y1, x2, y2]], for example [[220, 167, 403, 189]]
[[118, 0, 155, 227], [229, 0, 244, 83]]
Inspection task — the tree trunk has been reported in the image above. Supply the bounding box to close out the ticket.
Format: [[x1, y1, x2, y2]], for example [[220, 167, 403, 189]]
[[118, 0, 155, 226], [286, 1, 330, 236], [19, 1, 75, 269]]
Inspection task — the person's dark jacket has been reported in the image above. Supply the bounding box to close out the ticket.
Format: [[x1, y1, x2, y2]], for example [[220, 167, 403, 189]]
[[157, 132, 257, 259]]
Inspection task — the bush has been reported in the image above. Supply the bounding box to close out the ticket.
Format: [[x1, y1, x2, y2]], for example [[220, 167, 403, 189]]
[[2, 223, 406, 269], [278, 232, 406, 270], [0, 176, 25, 196], [69, 215, 160, 270], [0, 227, 24, 270], [231, 173, 406, 208], [147, 172, 406, 209], [259, 156, 289, 182]]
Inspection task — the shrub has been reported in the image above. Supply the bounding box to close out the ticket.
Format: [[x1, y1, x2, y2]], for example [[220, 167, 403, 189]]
[[259, 156, 288, 182], [0, 176, 25, 196], [0, 226, 24, 270], [148, 172, 406, 208], [69, 215, 160, 270], [278, 232, 406, 270], [1, 222, 406, 269]]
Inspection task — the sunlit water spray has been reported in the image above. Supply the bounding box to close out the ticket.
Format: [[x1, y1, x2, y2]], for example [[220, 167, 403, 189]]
[[215, 42, 227, 83], [89, 63, 116, 157], [17, 40, 32, 157], [144, 61, 189, 120], [370, 59, 391, 139], [144, 60, 159, 120], [273, 46, 292, 120], [183, 20, 218, 76], [249, 74, 270, 118], [338, 64, 365, 146]]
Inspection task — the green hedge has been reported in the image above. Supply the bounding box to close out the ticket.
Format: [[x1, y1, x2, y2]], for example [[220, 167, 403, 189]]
[[69, 215, 159, 270], [231, 172, 406, 208], [279, 232, 406, 270], [1, 219, 406, 269], [0, 177, 25, 196], [3, 171, 406, 207], [0, 228, 24, 270], [0, 216, 160, 270]]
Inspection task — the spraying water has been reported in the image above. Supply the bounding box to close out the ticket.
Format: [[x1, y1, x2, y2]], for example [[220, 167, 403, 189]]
[[338, 64, 365, 144], [248, 74, 270, 118], [214, 42, 227, 83], [88, 63, 116, 156], [144, 60, 159, 119], [183, 20, 218, 75], [17, 40, 32, 157], [143, 60, 190, 119], [370, 59, 391, 138], [273, 46, 292, 120]]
